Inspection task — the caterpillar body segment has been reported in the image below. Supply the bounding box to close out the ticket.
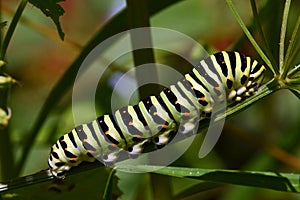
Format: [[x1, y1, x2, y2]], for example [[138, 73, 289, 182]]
[[48, 51, 266, 178]]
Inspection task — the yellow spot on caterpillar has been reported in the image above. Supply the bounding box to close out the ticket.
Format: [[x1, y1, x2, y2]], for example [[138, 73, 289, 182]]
[[199, 97, 206, 101], [70, 158, 77, 161], [105, 131, 109, 135], [153, 112, 157, 115], [175, 100, 178, 104], [215, 86, 220, 91], [112, 144, 117, 147], [122, 110, 127, 113], [128, 121, 133, 126]]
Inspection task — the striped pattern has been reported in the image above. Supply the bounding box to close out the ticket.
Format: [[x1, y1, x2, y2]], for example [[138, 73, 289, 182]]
[[48, 51, 266, 178]]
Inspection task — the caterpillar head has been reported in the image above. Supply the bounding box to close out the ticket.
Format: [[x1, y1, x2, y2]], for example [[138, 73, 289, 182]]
[[228, 58, 266, 102]]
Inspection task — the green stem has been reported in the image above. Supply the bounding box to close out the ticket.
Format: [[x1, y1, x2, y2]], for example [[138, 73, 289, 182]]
[[0, 86, 15, 180], [0, 0, 28, 59], [0, 1, 2, 57], [213, 78, 281, 123], [286, 77, 300, 85], [102, 168, 116, 200], [0, 127, 15, 180], [279, 0, 291, 76], [226, 0, 276, 75], [126, 1, 171, 199], [283, 15, 300, 78], [0, 0, 28, 180], [250, 0, 277, 70], [289, 87, 300, 99], [126, 0, 160, 98], [287, 64, 300, 78], [286, 41, 300, 70]]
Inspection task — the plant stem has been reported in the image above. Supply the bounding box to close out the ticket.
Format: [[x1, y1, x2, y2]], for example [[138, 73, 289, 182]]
[[286, 77, 300, 85], [126, 1, 171, 199], [215, 78, 280, 122], [102, 169, 116, 200], [279, 0, 291, 76], [0, 1, 2, 58], [250, 0, 278, 71], [126, 0, 160, 98], [288, 64, 300, 78], [0, 126, 15, 180], [226, 0, 276, 75], [0, 0, 28, 180], [0, 0, 28, 59], [286, 41, 300, 69], [283, 15, 300, 78], [0, 83, 15, 180]]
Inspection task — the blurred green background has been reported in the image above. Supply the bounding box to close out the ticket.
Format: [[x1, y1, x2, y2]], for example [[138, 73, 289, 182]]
[[1, 0, 300, 199]]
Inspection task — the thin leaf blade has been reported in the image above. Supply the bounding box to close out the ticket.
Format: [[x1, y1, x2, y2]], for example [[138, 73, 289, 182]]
[[117, 165, 300, 193]]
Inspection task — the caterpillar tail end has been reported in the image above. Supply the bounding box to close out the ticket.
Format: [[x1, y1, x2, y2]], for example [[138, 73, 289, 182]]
[[48, 158, 71, 179]]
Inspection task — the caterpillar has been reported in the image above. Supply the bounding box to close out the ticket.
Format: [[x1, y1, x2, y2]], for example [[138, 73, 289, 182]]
[[48, 51, 266, 178]]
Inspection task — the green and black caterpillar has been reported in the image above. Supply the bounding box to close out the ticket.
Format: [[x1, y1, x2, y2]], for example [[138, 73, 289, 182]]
[[48, 51, 266, 178]]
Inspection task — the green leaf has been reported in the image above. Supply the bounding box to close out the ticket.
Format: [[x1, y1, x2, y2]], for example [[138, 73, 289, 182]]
[[28, 0, 65, 40], [117, 165, 300, 193], [174, 182, 224, 199]]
